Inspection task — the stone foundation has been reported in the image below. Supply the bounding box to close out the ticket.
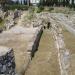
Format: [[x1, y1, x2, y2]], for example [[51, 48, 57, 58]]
[[27, 26, 43, 58], [0, 46, 16, 75]]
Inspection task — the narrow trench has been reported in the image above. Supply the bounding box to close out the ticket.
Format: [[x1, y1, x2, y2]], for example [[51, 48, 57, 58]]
[[24, 28, 60, 75]]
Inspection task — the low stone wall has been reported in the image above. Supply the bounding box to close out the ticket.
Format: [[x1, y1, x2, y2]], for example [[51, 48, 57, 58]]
[[21, 26, 43, 74], [0, 46, 16, 75], [27, 26, 43, 58]]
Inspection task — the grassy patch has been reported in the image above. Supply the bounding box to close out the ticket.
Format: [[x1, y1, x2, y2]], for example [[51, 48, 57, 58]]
[[0, 20, 4, 28], [36, 6, 44, 13]]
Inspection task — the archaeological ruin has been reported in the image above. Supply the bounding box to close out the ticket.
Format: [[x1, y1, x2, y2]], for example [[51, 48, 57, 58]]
[[0, 7, 75, 75]]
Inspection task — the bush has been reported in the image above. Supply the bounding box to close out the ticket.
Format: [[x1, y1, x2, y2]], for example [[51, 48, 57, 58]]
[[37, 6, 44, 13], [48, 7, 54, 12], [5, 4, 29, 10]]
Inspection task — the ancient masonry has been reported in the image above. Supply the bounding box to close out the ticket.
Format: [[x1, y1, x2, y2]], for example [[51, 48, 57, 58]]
[[23, 26, 43, 74], [27, 26, 43, 58], [0, 12, 73, 75], [1, 9, 22, 31], [0, 26, 43, 75], [0, 46, 15, 75], [50, 17, 71, 75]]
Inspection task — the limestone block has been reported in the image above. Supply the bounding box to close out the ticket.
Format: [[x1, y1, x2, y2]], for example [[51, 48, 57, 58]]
[[0, 46, 16, 75]]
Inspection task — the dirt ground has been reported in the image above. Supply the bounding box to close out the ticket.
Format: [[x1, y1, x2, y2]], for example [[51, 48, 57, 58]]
[[25, 29, 60, 75]]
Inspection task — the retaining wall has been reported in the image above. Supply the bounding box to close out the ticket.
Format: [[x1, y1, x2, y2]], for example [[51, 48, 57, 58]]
[[27, 26, 43, 58], [0, 46, 16, 75]]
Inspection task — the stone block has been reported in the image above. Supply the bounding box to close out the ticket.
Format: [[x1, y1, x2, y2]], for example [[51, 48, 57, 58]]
[[0, 46, 16, 75]]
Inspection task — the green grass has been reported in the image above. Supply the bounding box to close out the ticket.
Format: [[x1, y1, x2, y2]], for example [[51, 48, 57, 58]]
[[5, 4, 29, 10], [25, 30, 60, 75], [0, 20, 4, 28]]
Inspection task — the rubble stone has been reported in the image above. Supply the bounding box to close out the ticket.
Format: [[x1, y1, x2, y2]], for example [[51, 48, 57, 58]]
[[0, 46, 16, 75]]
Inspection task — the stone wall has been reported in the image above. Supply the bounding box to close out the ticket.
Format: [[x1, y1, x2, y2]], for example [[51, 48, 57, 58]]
[[21, 26, 43, 74], [51, 18, 71, 75], [27, 26, 43, 58], [0, 46, 16, 75]]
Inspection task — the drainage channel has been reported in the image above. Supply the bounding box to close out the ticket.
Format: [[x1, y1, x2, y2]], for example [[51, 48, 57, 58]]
[[25, 29, 60, 75]]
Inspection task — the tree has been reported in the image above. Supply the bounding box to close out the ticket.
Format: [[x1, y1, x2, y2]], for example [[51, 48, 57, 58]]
[[38, 0, 74, 7], [65, 0, 70, 6], [21, 0, 22, 4], [27, 0, 30, 6], [72, 0, 74, 7], [24, 0, 26, 5], [0, 0, 7, 4], [16, 0, 19, 4], [0, 0, 10, 9]]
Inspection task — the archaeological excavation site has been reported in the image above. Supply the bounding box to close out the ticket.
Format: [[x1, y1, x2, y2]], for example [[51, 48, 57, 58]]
[[0, 0, 75, 75]]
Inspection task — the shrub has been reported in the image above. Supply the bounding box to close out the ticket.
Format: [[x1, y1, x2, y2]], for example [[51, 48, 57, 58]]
[[48, 7, 54, 12], [37, 6, 44, 13], [0, 17, 3, 23], [0, 19, 4, 29]]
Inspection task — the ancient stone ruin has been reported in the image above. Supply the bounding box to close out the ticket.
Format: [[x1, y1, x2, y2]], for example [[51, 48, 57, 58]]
[[0, 11, 75, 75], [0, 46, 15, 75]]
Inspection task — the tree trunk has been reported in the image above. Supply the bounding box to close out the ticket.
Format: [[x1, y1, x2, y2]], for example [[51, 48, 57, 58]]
[[21, 0, 22, 4], [72, 0, 74, 5], [27, 0, 30, 6]]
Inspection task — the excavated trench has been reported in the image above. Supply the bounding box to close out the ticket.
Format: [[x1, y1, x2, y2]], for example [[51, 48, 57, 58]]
[[24, 29, 60, 75]]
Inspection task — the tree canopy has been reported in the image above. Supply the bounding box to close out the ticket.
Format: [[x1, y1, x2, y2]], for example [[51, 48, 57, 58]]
[[39, 0, 75, 8]]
